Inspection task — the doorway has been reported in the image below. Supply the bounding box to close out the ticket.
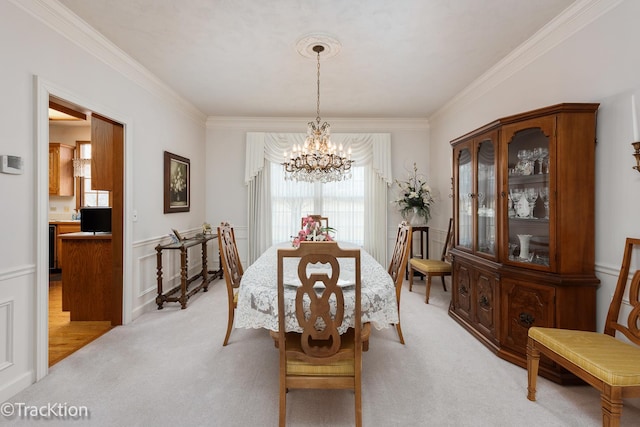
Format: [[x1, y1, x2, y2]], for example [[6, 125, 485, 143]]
[[37, 81, 127, 376]]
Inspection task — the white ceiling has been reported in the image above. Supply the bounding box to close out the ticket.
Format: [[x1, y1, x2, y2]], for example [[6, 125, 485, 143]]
[[57, 0, 575, 119]]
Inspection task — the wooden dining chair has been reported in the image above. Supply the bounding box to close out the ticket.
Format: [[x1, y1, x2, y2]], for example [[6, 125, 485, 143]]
[[217, 223, 243, 346], [301, 215, 328, 229], [409, 218, 453, 304], [388, 221, 412, 344], [277, 241, 363, 427], [527, 237, 640, 427]]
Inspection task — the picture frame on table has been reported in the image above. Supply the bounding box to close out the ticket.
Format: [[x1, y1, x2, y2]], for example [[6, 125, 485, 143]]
[[164, 151, 190, 213]]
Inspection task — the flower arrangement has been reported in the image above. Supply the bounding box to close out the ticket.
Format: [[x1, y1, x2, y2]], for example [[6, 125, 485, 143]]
[[392, 163, 434, 224], [292, 216, 335, 247]]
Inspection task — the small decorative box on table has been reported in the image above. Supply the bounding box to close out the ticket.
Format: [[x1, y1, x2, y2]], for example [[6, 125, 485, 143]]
[[155, 233, 222, 309]]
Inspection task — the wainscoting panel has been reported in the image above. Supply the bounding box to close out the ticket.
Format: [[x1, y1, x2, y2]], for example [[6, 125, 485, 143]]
[[0, 298, 14, 372]]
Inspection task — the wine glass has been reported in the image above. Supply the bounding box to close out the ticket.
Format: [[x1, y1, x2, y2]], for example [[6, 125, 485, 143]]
[[525, 187, 538, 218], [532, 147, 544, 174], [539, 187, 550, 219], [516, 149, 528, 175], [539, 147, 549, 173]]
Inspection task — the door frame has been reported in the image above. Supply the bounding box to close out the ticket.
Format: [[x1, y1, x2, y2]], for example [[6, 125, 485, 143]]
[[35, 76, 133, 380]]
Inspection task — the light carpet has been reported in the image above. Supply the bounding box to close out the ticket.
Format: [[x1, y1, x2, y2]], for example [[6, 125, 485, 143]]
[[4, 277, 640, 426]]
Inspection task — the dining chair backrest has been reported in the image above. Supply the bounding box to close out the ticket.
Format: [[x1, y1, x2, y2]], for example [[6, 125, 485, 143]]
[[441, 218, 454, 263], [218, 224, 243, 288], [276, 241, 363, 426], [389, 221, 412, 285], [388, 221, 412, 344]]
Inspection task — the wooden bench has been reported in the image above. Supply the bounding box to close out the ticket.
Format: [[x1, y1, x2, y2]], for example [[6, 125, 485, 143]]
[[526, 237, 640, 426]]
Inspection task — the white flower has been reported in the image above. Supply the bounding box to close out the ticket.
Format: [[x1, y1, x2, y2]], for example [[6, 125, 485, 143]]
[[392, 163, 434, 223]]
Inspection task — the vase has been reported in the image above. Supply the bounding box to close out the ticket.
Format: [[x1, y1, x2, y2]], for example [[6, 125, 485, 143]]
[[408, 207, 427, 226], [517, 234, 533, 261]]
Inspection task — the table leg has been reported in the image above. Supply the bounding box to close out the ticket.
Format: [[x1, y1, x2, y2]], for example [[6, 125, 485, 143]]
[[201, 241, 209, 291], [179, 246, 188, 309], [155, 245, 164, 309]]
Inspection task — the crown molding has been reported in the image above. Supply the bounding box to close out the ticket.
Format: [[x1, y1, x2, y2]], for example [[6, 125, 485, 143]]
[[206, 116, 430, 131], [429, 0, 624, 122], [10, 0, 206, 125]]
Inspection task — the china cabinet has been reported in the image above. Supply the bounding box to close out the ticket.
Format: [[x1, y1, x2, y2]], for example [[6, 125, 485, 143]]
[[49, 143, 75, 196], [449, 103, 599, 383]]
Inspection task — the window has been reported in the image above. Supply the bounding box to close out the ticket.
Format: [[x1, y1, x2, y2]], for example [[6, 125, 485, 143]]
[[76, 142, 110, 208], [270, 161, 365, 246]]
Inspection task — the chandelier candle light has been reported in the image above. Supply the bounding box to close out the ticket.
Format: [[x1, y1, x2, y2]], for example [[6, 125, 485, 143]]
[[283, 44, 353, 183]]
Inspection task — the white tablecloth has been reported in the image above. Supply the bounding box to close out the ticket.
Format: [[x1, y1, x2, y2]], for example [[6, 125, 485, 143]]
[[235, 242, 399, 333]]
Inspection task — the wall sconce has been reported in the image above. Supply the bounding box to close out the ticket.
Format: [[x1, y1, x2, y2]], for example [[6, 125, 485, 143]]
[[633, 142, 640, 172]]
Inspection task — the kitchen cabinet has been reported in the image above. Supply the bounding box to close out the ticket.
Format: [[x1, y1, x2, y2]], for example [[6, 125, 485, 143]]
[[53, 222, 81, 270], [49, 143, 75, 196], [449, 103, 599, 383], [91, 114, 115, 191]]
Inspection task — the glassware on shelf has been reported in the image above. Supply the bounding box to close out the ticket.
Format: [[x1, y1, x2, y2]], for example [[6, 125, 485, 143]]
[[539, 187, 550, 219], [525, 187, 538, 219], [540, 147, 549, 174], [511, 188, 529, 218], [517, 234, 534, 261], [507, 193, 515, 218], [516, 149, 530, 175], [508, 243, 518, 260]]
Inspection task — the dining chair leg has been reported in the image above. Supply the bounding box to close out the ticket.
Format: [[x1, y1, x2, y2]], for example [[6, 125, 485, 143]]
[[355, 376, 362, 427], [223, 304, 234, 346], [425, 275, 432, 304], [395, 322, 405, 345], [409, 267, 414, 292], [526, 338, 539, 401], [279, 376, 287, 427], [441, 276, 447, 291]]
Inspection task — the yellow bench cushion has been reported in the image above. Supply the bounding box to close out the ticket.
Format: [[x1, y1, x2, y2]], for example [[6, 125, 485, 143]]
[[410, 258, 451, 274], [529, 327, 640, 386]]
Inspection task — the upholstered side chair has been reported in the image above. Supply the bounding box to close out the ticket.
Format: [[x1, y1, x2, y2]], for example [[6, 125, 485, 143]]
[[408, 218, 453, 303], [527, 237, 640, 426]]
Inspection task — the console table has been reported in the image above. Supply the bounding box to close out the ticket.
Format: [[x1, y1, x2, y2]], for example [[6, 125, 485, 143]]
[[155, 234, 222, 309]]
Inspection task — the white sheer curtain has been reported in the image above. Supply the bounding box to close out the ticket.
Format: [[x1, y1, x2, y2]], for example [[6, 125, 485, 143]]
[[245, 132, 392, 265]]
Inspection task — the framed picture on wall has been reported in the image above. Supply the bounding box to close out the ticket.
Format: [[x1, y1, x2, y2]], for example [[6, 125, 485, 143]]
[[164, 151, 190, 213]]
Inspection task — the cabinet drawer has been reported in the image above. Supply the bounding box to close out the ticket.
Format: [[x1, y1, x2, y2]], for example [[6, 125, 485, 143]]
[[500, 279, 554, 356]]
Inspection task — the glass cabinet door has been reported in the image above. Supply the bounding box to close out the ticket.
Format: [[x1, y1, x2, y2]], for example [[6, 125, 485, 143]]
[[505, 126, 551, 269], [457, 147, 472, 250], [476, 139, 496, 256]]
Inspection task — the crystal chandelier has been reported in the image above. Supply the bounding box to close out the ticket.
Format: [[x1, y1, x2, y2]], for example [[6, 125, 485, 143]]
[[283, 45, 353, 183]]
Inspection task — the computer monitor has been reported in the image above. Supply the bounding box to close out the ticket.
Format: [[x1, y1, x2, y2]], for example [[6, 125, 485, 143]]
[[80, 207, 112, 234]]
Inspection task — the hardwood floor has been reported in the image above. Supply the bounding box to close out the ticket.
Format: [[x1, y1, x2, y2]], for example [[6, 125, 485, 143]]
[[49, 277, 112, 366]]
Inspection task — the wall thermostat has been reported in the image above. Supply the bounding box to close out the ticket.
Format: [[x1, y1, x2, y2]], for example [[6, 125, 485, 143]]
[[0, 155, 24, 174]]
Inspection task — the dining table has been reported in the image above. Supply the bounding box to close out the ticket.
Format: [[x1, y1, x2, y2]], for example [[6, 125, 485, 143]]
[[235, 242, 399, 334]]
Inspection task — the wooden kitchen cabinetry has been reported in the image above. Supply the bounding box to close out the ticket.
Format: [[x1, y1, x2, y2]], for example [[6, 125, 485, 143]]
[[449, 103, 599, 383], [49, 143, 75, 196], [53, 222, 82, 270]]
